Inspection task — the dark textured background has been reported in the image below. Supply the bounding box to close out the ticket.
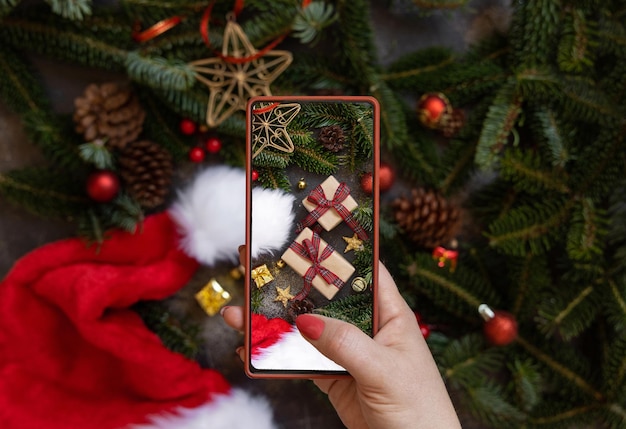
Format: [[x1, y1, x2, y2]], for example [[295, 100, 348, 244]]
[[0, 1, 509, 427]]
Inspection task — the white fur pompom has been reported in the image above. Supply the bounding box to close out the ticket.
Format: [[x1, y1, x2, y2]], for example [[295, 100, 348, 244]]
[[169, 166, 295, 266]]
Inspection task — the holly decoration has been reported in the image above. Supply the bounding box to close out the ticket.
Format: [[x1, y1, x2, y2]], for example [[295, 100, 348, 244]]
[[205, 136, 222, 154], [251, 169, 259, 181], [479, 304, 518, 346], [188, 147, 205, 163], [417, 92, 453, 130], [86, 170, 120, 203], [179, 118, 197, 135]]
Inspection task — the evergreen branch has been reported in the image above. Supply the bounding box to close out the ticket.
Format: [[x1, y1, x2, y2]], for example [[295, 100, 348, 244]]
[[607, 279, 626, 327], [500, 148, 570, 194], [534, 107, 570, 168], [515, 335, 604, 401], [486, 199, 571, 256], [0, 46, 46, 114], [78, 140, 114, 169], [566, 198, 607, 261], [463, 382, 526, 427], [293, 145, 337, 175], [45, 0, 92, 20], [126, 52, 197, 91], [475, 79, 523, 170], [537, 283, 597, 341], [557, 8, 596, 73], [508, 359, 543, 412], [0, 18, 128, 71], [438, 334, 505, 386], [0, 169, 88, 218], [438, 138, 477, 195], [529, 403, 607, 425]]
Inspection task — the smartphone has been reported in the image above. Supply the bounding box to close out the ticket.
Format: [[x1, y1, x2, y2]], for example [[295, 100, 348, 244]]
[[244, 95, 380, 378]]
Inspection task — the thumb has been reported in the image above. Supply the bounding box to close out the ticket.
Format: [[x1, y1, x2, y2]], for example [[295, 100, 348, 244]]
[[296, 314, 378, 379]]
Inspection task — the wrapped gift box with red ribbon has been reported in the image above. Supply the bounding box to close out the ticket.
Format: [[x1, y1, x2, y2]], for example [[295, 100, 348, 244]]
[[281, 227, 355, 300], [298, 175, 367, 240]]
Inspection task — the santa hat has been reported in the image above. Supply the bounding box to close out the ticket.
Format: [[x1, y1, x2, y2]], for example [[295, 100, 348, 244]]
[[249, 314, 345, 372], [0, 165, 298, 429], [0, 212, 276, 429]]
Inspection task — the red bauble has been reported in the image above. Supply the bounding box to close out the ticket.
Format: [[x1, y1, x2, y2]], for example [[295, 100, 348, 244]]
[[360, 172, 373, 194], [417, 92, 452, 129], [179, 118, 197, 135], [480, 305, 518, 346], [251, 169, 259, 181], [205, 136, 222, 154], [86, 170, 120, 203], [420, 324, 431, 340], [379, 162, 395, 192], [188, 147, 205, 163]]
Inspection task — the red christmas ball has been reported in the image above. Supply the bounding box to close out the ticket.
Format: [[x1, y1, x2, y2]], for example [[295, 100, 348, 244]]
[[379, 162, 395, 192], [360, 172, 373, 194], [205, 136, 222, 154], [179, 118, 197, 135], [482, 309, 518, 346], [420, 324, 431, 340], [251, 169, 259, 181], [86, 170, 120, 203], [417, 92, 452, 129], [188, 147, 205, 163]]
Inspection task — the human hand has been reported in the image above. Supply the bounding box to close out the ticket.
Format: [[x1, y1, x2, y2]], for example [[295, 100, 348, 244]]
[[221, 256, 461, 429]]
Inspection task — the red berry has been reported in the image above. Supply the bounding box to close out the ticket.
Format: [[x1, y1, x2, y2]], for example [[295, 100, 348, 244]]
[[86, 170, 120, 203], [251, 170, 259, 181], [205, 136, 222, 154], [188, 147, 205, 163], [420, 324, 431, 339], [179, 118, 197, 135], [360, 172, 373, 194]]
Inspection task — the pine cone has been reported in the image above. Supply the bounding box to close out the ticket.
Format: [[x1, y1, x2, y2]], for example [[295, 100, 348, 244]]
[[441, 108, 465, 138], [73, 82, 146, 149], [117, 140, 173, 209], [319, 125, 345, 152], [391, 188, 461, 248], [287, 299, 315, 323]]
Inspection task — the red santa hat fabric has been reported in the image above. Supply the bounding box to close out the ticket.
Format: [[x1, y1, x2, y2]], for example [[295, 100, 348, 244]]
[[0, 212, 275, 429]]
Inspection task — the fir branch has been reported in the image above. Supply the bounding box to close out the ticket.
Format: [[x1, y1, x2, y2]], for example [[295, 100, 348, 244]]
[[257, 166, 290, 192], [403, 252, 499, 319], [533, 107, 570, 168], [78, 140, 114, 169], [463, 381, 526, 427], [485, 199, 571, 256], [252, 150, 290, 169], [515, 335, 604, 402], [566, 198, 607, 261], [314, 293, 373, 335], [558, 8, 597, 73], [508, 254, 552, 318], [499, 148, 570, 195], [126, 52, 197, 91], [474, 79, 523, 170], [45, 0, 92, 20], [508, 359, 543, 413], [509, 0, 561, 68], [0, 169, 88, 218], [438, 334, 505, 387], [292, 144, 337, 176]]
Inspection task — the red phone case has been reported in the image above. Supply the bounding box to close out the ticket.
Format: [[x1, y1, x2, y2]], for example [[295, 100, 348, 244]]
[[244, 95, 380, 379]]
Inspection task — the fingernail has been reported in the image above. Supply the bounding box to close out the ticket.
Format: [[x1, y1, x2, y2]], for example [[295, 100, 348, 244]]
[[296, 314, 325, 340], [219, 306, 230, 317]]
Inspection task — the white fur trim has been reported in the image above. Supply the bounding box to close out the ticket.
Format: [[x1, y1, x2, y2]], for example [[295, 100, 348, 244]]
[[169, 166, 295, 266], [252, 325, 346, 371], [127, 389, 276, 429]]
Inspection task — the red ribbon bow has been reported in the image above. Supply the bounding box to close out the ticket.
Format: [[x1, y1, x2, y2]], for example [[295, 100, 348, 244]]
[[296, 181, 368, 240], [290, 231, 344, 301]]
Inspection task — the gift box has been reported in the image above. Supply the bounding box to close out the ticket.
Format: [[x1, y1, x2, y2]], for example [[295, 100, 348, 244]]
[[281, 227, 355, 300], [301, 175, 359, 232]]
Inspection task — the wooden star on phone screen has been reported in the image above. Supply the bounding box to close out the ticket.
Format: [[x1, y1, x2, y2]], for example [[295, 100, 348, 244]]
[[274, 285, 294, 307], [188, 19, 293, 128], [251, 102, 301, 158]]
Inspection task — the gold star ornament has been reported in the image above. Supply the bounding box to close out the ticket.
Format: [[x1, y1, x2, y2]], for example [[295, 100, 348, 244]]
[[251, 102, 301, 158], [274, 285, 294, 308], [343, 233, 364, 253], [189, 18, 293, 128]]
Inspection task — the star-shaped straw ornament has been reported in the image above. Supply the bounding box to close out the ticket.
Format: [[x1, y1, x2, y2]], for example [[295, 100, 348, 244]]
[[251, 102, 301, 158], [189, 18, 292, 128], [274, 285, 294, 308]]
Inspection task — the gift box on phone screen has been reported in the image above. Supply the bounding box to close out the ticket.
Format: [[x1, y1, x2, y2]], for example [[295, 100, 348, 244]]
[[281, 227, 355, 300]]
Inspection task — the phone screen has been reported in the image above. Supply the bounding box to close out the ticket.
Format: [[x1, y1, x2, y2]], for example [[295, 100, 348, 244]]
[[245, 96, 379, 377]]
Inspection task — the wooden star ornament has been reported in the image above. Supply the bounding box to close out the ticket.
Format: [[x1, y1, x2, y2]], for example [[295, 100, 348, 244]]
[[251, 102, 301, 158], [274, 285, 294, 307], [188, 18, 293, 128], [343, 233, 364, 253]]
